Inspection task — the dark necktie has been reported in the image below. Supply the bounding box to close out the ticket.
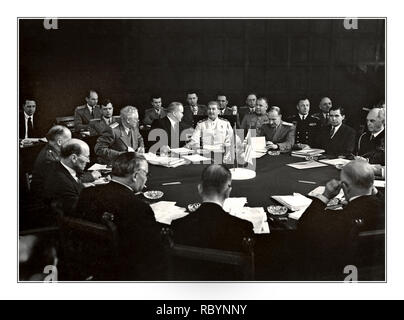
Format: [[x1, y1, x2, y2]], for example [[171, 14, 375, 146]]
[[370, 134, 374, 141], [89, 107, 93, 117], [330, 126, 336, 138], [27, 117, 33, 137]]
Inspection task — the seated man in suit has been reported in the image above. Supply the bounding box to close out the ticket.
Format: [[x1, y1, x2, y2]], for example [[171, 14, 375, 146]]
[[182, 91, 207, 127], [89, 99, 120, 135], [32, 126, 100, 197], [312, 96, 333, 128], [260, 106, 296, 153], [287, 98, 320, 150], [74, 90, 102, 133], [317, 106, 356, 157], [238, 93, 257, 122], [43, 139, 91, 215], [297, 160, 384, 278], [149, 102, 192, 151], [75, 152, 164, 280], [172, 164, 254, 252], [19, 99, 43, 139], [143, 95, 167, 126], [357, 108, 385, 165], [95, 106, 145, 164]]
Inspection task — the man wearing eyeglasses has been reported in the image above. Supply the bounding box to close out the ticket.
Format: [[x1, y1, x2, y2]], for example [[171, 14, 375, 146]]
[[43, 139, 91, 215], [95, 106, 145, 164], [75, 152, 164, 280]]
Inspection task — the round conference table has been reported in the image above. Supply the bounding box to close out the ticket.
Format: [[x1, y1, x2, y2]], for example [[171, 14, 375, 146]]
[[145, 153, 340, 217]]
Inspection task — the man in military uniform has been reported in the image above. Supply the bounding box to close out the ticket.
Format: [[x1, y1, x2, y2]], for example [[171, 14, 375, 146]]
[[186, 101, 233, 151], [143, 95, 167, 126], [238, 93, 257, 122], [89, 99, 120, 135], [312, 97, 333, 128], [240, 97, 270, 136], [287, 98, 320, 149], [261, 106, 296, 153], [95, 106, 145, 164], [74, 90, 102, 133], [217, 94, 240, 127]]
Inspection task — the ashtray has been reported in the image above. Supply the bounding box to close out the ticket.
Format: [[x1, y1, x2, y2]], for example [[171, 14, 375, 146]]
[[267, 205, 288, 216], [187, 203, 201, 212], [268, 150, 281, 156], [143, 190, 164, 200]]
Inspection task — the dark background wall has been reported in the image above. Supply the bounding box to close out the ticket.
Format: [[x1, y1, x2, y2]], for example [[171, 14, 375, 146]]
[[19, 19, 385, 130]]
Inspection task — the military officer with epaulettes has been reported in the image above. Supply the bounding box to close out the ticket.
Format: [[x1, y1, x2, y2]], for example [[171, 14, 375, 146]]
[[186, 101, 233, 151], [261, 106, 296, 153], [240, 97, 271, 136], [287, 98, 320, 149], [89, 99, 120, 135]]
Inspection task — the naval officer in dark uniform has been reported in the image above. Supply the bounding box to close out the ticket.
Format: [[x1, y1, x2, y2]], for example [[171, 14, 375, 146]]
[[287, 98, 320, 149]]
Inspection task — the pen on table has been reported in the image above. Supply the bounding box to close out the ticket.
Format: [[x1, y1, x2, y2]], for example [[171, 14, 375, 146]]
[[298, 180, 317, 185], [162, 181, 182, 186]]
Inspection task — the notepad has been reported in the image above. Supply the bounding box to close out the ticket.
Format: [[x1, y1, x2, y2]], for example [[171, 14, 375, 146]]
[[287, 161, 328, 170]]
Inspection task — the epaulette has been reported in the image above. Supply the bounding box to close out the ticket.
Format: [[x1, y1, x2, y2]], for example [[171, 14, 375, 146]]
[[110, 122, 119, 128], [197, 118, 208, 124], [76, 105, 86, 110], [218, 117, 230, 122], [311, 113, 321, 120], [282, 121, 294, 126]]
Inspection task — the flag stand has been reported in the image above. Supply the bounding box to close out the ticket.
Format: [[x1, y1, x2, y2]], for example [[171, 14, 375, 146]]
[[230, 124, 256, 180]]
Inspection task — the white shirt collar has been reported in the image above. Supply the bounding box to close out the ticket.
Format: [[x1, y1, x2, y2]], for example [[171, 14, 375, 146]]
[[372, 128, 384, 138], [167, 115, 177, 128], [299, 114, 307, 120], [111, 178, 134, 192], [60, 161, 78, 182], [24, 112, 33, 120], [87, 104, 94, 112]]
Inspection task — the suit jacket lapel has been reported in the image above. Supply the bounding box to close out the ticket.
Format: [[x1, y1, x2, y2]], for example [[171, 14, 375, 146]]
[[118, 125, 130, 148], [272, 124, 282, 142], [58, 162, 82, 192]]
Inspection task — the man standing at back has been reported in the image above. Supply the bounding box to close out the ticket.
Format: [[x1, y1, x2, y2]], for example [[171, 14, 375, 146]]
[[182, 91, 207, 127], [74, 90, 102, 133]]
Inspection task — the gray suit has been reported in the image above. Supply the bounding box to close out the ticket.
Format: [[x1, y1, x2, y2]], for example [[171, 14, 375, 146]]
[[260, 121, 296, 152]]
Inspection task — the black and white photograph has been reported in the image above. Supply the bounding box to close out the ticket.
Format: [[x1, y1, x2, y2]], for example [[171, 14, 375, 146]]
[[17, 17, 386, 283]]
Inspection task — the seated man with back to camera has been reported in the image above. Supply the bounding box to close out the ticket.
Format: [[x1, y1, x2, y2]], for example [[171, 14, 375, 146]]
[[74, 152, 164, 280], [95, 106, 145, 164], [260, 106, 296, 153]]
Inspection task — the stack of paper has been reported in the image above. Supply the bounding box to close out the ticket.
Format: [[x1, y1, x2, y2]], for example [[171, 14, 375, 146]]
[[287, 160, 328, 170], [308, 186, 344, 200], [271, 193, 313, 212], [223, 197, 248, 215], [170, 147, 194, 155], [182, 154, 212, 163], [229, 207, 270, 234], [319, 158, 351, 166], [143, 153, 187, 168], [150, 201, 189, 225], [291, 148, 325, 158], [250, 137, 267, 153], [88, 163, 109, 171]]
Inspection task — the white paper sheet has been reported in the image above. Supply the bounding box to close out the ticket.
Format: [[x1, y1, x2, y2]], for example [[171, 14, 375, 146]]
[[251, 137, 267, 153], [230, 207, 269, 234], [374, 180, 386, 188], [170, 147, 194, 155], [88, 163, 109, 171], [182, 154, 212, 163], [287, 160, 328, 170], [150, 201, 189, 225], [319, 158, 351, 166], [223, 197, 248, 215], [271, 193, 313, 211]]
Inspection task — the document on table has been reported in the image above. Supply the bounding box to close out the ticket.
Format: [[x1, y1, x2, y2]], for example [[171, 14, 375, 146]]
[[230, 207, 270, 234], [182, 154, 212, 163], [223, 197, 248, 215], [143, 153, 187, 167], [150, 201, 189, 225], [252, 151, 267, 159], [287, 160, 328, 170], [308, 186, 344, 200], [319, 158, 351, 166], [271, 193, 313, 212], [251, 136, 267, 153], [88, 163, 109, 171], [170, 147, 194, 155]]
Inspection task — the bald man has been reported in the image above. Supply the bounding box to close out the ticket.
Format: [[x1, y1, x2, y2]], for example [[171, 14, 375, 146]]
[[357, 108, 385, 165], [43, 139, 91, 215], [297, 160, 385, 279], [312, 97, 333, 128]]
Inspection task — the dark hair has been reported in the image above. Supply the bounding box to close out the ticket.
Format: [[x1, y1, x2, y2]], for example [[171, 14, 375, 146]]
[[200, 164, 231, 195], [151, 94, 162, 101], [22, 99, 36, 107], [246, 92, 258, 98], [46, 125, 69, 142], [112, 152, 146, 177], [329, 106, 345, 116], [186, 90, 198, 97], [60, 141, 83, 158], [217, 93, 228, 99], [101, 99, 112, 106]]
